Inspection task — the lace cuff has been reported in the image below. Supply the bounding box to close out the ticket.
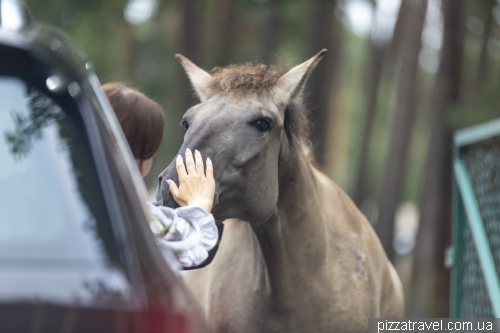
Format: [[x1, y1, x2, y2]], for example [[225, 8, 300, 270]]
[[149, 203, 218, 268]]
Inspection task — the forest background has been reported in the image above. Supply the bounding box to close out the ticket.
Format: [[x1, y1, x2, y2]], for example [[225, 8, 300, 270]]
[[26, 0, 500, 317]]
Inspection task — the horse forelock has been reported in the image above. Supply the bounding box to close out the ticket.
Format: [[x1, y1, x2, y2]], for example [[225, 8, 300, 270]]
[[207, 63, 281, 98]]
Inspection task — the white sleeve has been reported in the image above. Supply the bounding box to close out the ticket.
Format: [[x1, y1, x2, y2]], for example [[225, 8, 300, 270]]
[[148, 202, 218, 269]]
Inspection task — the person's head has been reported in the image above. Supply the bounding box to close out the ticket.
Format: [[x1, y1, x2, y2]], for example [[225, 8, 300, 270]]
[[103, 82, 165, 178]]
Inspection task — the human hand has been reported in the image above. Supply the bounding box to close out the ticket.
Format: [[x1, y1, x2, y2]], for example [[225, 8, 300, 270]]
[[166, 148, 215, 213]]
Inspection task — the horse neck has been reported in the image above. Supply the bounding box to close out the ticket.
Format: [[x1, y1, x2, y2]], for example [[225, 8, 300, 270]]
[[250, 149, 331, 302]]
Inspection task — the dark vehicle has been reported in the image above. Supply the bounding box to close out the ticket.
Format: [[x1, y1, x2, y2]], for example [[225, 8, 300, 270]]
[[0, 0, 206, 332]]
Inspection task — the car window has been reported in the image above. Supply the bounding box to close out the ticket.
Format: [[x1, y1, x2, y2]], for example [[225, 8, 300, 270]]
[[0, 76, 134, 309]]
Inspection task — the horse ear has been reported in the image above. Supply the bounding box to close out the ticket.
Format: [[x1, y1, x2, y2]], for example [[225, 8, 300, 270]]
[[271, 49, 327, 109], [175, 54, 213, 102]]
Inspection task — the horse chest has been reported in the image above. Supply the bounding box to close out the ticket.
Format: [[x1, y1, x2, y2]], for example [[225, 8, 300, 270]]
[[206, 271, 371, 333], [209, 297, 369, 333], [191, 221, 379, 333]]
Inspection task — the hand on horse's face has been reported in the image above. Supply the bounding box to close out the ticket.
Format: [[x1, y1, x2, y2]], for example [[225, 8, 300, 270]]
[[166, 148, 215, 213], [157, 95, 282, 224]]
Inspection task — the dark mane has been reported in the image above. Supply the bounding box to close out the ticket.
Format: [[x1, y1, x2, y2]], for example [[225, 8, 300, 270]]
[[207, 63, 310, 148], [284, 100, 310, 149]]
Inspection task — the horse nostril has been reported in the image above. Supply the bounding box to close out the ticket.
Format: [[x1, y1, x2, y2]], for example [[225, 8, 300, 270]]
[[158, 176, 162, 184]]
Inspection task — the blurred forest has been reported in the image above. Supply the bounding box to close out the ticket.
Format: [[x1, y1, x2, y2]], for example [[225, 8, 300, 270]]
[[26, 0, 500, 317]]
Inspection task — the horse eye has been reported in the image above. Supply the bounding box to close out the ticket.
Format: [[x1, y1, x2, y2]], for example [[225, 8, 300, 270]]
[[254, 120, 270, 131], [182, 120, 189, 130]]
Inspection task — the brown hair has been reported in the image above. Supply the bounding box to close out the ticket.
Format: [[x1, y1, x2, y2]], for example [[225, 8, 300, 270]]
[[103, 82, 165, 160]]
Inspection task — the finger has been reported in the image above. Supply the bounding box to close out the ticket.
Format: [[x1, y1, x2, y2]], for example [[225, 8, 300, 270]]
[[184, 148, 196, 175], [206, 157, 214, 180], [167, 179, 183, 206], [166, 179, 179, 198], [176, 154, 187, 180], [194, 149, 204, 176]]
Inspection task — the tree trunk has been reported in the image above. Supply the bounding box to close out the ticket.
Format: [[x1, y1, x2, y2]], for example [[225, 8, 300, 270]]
[[409, 0, 465, 317], [259, 2, 280, 65], [352, 42, 385, 205], [176, 0, 202, 113], [304, 0, 342, 167], [473, 0, 495, 97], [121, 22, 137, 79], [389, 0, 410, 61], [375, 0, 428, 259], [208, 0, 236, 66], [353, 0, 410, 206]]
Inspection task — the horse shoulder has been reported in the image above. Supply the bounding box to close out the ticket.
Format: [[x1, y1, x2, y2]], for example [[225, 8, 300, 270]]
[[312, 167, 404, 316]]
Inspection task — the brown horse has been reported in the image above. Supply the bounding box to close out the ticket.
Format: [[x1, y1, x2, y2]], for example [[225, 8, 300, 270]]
[[157, 50, 404, 332]]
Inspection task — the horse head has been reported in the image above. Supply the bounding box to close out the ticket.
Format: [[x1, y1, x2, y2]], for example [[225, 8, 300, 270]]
[[157, 50, 326, 225]]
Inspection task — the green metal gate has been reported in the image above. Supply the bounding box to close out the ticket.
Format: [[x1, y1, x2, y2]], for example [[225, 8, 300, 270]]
[[451, 118, 500, 318]]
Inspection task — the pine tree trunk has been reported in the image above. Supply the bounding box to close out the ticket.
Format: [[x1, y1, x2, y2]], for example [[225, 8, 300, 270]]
[[176, 0, 202, 113], [304, 0, 342, 167], [208, 0, 236, 66], [352, 41, 385, 205], [375, 0, 428, 259], [353, 0, 410, 206], [409, 0, 465, 317], [260, 2, 280, 65], [473, 0, 495, 97]]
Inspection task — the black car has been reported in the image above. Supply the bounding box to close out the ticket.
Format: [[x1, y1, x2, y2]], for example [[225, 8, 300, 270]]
[[0, 1, 206, 332]]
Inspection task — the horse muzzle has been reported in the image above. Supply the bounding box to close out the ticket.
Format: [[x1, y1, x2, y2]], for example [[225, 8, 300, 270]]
[[156, 162, 179, 208]]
